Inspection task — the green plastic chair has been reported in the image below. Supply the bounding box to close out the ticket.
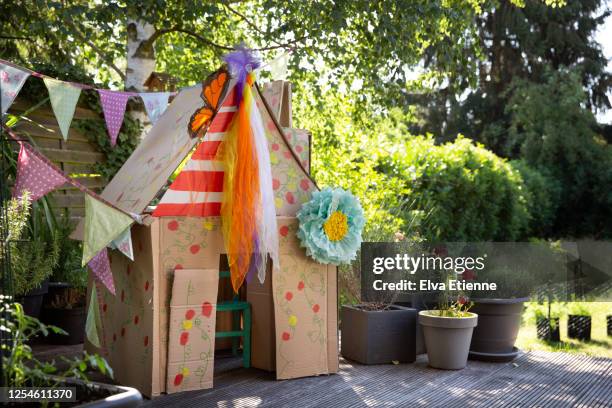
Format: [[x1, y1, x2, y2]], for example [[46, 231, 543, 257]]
[[215, 270, 251, 368]]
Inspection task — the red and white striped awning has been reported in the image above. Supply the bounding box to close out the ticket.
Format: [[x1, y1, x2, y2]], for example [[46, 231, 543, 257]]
[[152, 88, 237, 217]]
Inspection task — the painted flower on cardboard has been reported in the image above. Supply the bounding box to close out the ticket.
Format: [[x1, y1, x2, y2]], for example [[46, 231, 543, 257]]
[[296, 188, 365, 265], [174, 373, 183, 386], [201, 301, 213, 317]]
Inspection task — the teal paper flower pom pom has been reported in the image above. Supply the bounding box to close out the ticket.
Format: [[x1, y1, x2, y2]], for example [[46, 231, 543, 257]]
[[296, 188, 365, 265]]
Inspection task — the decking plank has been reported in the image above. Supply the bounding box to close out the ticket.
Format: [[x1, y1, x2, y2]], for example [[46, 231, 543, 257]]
[[140, 350, 611, 408]]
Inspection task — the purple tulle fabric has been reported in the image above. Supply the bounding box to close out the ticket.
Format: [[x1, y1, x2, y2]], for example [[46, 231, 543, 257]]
[[223, 45, 261, 103], [245, 237, 261, 284]]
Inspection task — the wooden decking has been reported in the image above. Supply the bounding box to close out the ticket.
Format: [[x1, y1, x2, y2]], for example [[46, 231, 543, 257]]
[[145, 351, 612, 407]]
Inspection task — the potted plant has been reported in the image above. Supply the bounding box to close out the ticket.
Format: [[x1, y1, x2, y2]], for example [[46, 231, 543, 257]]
[[467, 266, 533, 361], [341, 302, 417, 365], [340, 259, 417, 364], [534, 303, 561, 342], [1, 296, 142, 406], [567, 301, 592, 341], [41, 215, 88, 344], [340, 217, 418, 365], [42, 288, 86, 345], [419, 296, 477, 370], [466, 241, 568, 361], [1, 195, 61, 318], [607, 315, 612, 337]]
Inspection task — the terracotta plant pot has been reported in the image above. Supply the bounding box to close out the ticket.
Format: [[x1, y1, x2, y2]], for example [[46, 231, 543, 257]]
[[567, 315, 591, 341], [419, 310, 478, 370], [536, 317, 560, 342], [341, 304, 417, 364], [468, 298, 527, 361]]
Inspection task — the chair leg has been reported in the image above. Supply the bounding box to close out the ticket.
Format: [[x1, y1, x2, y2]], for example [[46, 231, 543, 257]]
[[243, 305, 251, 368], [231, 310, 239, 357]]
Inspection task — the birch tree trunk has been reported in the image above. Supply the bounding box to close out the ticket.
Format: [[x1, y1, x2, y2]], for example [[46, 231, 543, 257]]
[[126, 20, 156, 137]]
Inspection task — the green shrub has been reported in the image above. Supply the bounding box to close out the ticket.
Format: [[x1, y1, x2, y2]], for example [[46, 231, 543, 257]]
[[386, 136, 530, 241]]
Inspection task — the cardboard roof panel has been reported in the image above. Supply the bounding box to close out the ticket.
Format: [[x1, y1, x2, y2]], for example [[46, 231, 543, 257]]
[[253, 86, 318, 216], [100, 86, 204, 214], [98, 74, 236, 215]]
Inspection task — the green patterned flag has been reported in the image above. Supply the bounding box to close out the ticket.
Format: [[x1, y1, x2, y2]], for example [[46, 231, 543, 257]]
[[82, 194, 133, 266], [85, 284, 102, 348], [43, 78, 82, 141]]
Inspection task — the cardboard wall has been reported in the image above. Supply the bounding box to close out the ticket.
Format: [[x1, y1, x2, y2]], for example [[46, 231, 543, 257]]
[[155, 216, 224, 395], [87, 215, 338, 396], [274, 217, 338, 379], [165, 269, 219, 393], [247, 217, 339, 378], [85, 223, 157, 396], [246, 262, 276, 371]]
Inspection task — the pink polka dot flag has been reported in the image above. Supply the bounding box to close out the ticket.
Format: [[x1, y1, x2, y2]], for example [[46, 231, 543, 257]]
[[98, 89, 133, 147], [87, 248, 116, 295], [13, 143, 68, 202]]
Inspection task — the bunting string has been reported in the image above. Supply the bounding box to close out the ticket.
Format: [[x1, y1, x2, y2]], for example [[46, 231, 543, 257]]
[[1, 53, 289, 145], [0, 58, 176, 146], [3, 124, 140, 222]]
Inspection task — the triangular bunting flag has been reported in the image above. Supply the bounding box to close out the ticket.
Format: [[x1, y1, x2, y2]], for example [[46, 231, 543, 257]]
[[82, 194, 134, 266], [108, 226, 134, 261], [87, 248, 115, 295], [98, 89, 131, 146], [269, 52, 289, 80], [0, 62, 30, 114], [140, 92, 170, 124], [43, 78, 82, 141], [85, 284, 103, 347], [13, 143, 68, 202]]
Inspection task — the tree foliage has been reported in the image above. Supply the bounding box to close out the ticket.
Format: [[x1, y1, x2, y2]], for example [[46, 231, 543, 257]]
[[411, 0, 610, 152], [5, 0, 611, 242], [506, 68, 612, 237]]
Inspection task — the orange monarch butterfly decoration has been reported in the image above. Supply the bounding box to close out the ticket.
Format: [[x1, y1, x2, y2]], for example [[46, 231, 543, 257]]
[[188, 67, 230, 138]]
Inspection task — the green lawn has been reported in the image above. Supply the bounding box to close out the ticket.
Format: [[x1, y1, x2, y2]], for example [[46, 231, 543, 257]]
[[516, 302, 612, 358]]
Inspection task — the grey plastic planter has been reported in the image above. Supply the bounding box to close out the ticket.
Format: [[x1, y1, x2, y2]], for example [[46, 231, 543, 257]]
[[78, 385, 142, 408], [469, 298, 527, 360], [341, 304, 417, 364], [49, 376, 142, 407], [419, 310, 478, 370]]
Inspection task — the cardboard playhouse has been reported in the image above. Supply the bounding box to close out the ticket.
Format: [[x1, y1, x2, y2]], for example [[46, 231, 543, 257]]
[[81, 70, 339, 397]]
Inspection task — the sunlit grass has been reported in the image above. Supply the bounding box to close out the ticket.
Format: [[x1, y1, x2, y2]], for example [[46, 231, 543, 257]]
[[516, 302, 612, 358]]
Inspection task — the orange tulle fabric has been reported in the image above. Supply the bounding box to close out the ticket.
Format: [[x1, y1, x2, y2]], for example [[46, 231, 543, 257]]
[[218, 74, 261, 292]]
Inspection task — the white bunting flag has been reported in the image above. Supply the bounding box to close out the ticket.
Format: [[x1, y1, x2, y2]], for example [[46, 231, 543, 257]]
[[108, 226, 134, 261], [1, 62, 30, 114], [140, 92, 171, 124]]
